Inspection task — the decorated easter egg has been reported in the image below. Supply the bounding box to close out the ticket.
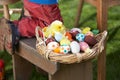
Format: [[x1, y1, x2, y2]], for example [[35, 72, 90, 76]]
[[45, 37, 55, 45], [54, 32, 63, 42], [79, 42, 89, 52], [76, 33, 85, 42], [92, 29, 99, 35], [47, 42, 59, 50], [85, 31, 94, 36], [82, 27, 91, 34], [70, 31, 80, 39], [84, 35, 98, 46], [60, 45, 70, 54], [53, 47, 61, 53], [70, 41, 80, 54], [60, 38, 71, 46], [70, 28, 81, 33], [65, 31, 73, 41]]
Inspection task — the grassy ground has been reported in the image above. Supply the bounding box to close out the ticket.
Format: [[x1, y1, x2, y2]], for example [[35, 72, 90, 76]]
[[0, 0, 120, 80]]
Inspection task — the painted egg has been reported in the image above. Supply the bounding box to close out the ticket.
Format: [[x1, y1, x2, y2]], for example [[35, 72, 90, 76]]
[[54, 32, 63, 42], [70, 41, 80, 54], [60, 45, 70, 54], [92, 29, 99, 35], [60, 38, 71, 46], [70, 28, 81, 33], [85, 31, 94, 36], [45, 37, 55, 45], [79, 42, 89, 52], [53, 47, 61, 53], [84, 35, 98, 46], [70, 30, 80, 39], [65, 31, 73, 41], [82, 27, 91, 34], [76, 33, 85, 42], [47, 42, 59, 50]]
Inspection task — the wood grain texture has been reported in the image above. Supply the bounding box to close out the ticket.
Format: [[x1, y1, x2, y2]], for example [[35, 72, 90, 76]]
[[16, 38, 58, 75], [0, 0, 20, 5], [49, 60, 92, 80]]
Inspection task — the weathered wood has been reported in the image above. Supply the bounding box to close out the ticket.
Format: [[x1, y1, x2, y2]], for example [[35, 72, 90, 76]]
[[3, 5, 10, 19], [49, 60, 92, 80], [109, 0, 120, 7], [74, 0, 84, 27], [0, 0, 20, 5], [0, 0, 21, 19], [85, 0, 97, 7], [97, 0, 108, 80], [16, 38, 58, 75], [12, 53, 33, 80], [0, 8, 22, 13]]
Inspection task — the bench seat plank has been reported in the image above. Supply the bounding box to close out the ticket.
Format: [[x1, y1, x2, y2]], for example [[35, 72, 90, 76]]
[[15, 38, 58, 75]]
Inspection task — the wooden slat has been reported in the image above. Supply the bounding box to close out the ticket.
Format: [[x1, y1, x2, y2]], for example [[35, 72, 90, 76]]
[[109, 0, 120, 7], [0, 0, 20, 5], [0, 8, 22, 13], [85, 0, 97, 7], [15, 38, 58, 75]]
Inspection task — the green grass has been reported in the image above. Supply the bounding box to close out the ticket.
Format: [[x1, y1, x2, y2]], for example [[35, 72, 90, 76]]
[[0, 0, 120, 80]]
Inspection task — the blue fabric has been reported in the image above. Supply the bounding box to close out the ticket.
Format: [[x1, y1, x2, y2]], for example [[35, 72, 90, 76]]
[[29, 0, 58, 5]]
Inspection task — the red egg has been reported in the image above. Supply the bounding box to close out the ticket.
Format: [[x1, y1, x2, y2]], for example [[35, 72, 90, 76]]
[[70, 31, 80, 39], [84, 35, 98, 46], [45, 37, 55, 45]]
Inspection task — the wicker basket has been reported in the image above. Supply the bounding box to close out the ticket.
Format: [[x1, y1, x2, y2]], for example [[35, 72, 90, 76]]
[[35, 26, 107, 64]]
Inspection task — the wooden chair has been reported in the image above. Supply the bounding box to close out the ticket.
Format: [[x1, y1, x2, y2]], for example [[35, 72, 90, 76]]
[[74, 0, 120, 80], [0, 0, 21, 20]]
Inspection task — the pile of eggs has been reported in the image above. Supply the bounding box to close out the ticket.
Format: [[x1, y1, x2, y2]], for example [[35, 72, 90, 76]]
[[44, 27, 99, 54], [42, 21, 99, 54]]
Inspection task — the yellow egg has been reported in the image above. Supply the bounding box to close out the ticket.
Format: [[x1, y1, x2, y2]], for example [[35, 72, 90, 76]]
[[82, 27, 91, 34]]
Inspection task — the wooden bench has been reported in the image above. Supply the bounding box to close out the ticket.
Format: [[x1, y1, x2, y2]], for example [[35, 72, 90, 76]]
[[13, 38, 93, 80]]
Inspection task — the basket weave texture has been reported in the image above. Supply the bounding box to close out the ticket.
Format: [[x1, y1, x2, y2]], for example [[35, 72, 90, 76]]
[[35, 26, 107, 64]]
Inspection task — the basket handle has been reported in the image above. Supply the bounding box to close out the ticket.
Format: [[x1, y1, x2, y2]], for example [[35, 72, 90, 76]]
[[35, 26, 46, 46], [97, 30, 108, 53]]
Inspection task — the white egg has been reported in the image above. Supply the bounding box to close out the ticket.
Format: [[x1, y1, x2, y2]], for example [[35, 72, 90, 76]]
[[47, 42, 59, 50], [70, 41, 80, 54]]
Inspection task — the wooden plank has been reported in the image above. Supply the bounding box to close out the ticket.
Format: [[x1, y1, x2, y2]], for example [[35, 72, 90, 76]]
[[49, 60, 92, 80], [109, 0, 120, 7], [0, 8, 22, 13], [0, 0, 20, 5], [12, 54, 33, 80], [85, 0, 97, 7], [16, 38, 58, 75]]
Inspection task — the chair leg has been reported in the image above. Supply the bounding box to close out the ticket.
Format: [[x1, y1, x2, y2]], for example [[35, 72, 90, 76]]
[[96, 0, 108, 80], [3, 5, 10, 20], [74, 0, 84, 27]]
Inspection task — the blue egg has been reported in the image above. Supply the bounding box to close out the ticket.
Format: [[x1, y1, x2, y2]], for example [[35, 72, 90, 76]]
[[76, 33, 85, 42], [55, 32, 63, 42]]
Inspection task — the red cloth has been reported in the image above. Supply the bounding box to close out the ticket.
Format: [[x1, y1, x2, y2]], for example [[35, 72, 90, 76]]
[[14, 0, 63, 37]]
